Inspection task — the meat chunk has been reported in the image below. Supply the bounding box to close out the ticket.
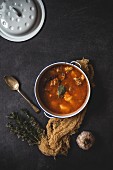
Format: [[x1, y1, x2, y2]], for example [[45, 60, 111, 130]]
[[73, 74, 85, 86], [73, 77, 82, 86], [64, 66, 73, 73], [50, 78, 59, 86]]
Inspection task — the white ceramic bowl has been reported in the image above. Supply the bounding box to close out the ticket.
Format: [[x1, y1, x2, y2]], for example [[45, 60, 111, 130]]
[[34, 61, 91, 118]]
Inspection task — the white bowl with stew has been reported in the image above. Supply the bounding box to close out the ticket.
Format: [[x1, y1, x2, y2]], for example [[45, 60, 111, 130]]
[[34, 61, 91, 118]]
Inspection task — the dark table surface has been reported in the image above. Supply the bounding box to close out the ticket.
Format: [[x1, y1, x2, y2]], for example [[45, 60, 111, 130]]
[[0, 0, 113, 170]]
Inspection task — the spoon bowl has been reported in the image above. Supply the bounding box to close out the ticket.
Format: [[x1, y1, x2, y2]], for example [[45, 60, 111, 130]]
[[4, 76, 40, 113], [4, 76, 19, 91]]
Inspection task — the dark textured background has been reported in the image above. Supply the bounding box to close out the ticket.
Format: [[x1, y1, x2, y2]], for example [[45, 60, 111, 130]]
[[0, 0, 113, 170]]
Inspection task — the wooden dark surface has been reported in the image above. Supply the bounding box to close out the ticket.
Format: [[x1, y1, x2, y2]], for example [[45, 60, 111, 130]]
[[0, 0, 113, 170]]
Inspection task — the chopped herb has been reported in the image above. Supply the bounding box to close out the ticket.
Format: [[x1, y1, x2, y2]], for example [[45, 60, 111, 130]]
[[58, 85, 66, 97]]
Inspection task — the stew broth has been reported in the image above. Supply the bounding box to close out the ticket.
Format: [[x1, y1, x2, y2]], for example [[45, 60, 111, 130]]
[[38, 64, 88, 115]]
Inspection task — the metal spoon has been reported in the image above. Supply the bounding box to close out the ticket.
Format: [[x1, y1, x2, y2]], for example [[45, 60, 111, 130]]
[[4, 76, 40, 113]]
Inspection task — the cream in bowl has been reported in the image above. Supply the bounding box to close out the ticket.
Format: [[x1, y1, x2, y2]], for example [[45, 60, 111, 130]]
[[34, 62, 90, 118]]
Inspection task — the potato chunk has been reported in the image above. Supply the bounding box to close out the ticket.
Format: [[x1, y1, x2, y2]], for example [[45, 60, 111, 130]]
[[81, 74, 85, 81], [64, 92, 72, 102], [69, 99, 76, 107], [59, 104, 70, 113]]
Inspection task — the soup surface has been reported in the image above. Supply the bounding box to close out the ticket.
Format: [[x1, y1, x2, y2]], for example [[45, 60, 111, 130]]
[[38, 64, 88, 115]]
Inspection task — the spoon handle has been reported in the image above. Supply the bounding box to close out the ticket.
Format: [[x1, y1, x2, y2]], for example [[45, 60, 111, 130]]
[[17, 90, 40, 113]]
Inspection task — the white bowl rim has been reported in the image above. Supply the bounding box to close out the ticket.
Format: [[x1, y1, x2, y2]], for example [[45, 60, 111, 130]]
[[34, 62, 91, 118]]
